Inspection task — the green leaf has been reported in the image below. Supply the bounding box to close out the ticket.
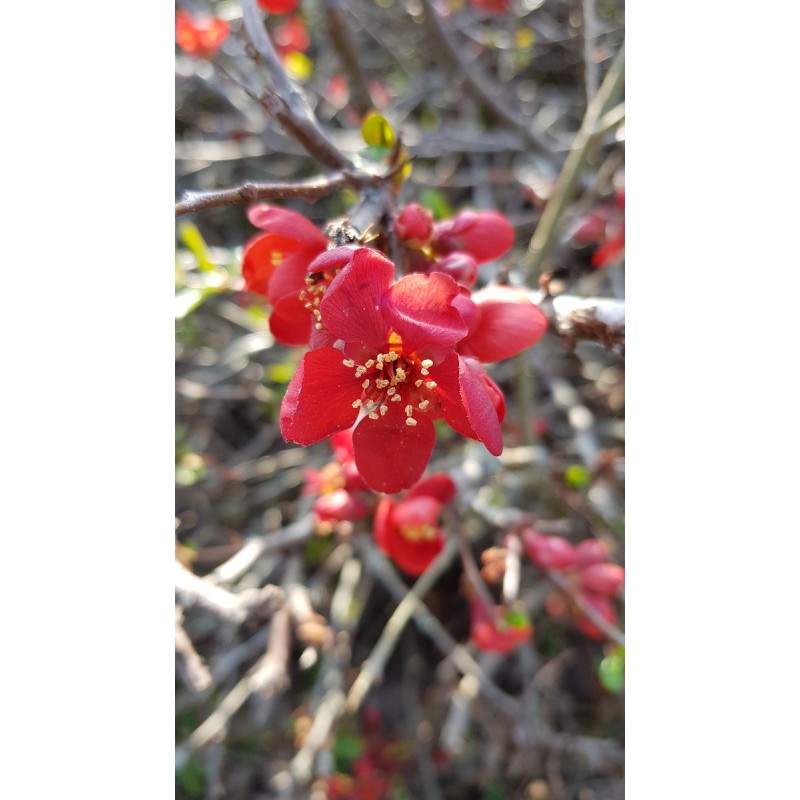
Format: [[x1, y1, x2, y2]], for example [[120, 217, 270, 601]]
[[504, 609, 531, 629], [565, 463, 591, 489], [361, 112, 395, 148], [178, 221, 216, 273], [333, 733, 364, 773], [175, 286, 219, 320], [419, 188, 453, 220], [598, 646, 625, 694], [362, 144, 392, 162]]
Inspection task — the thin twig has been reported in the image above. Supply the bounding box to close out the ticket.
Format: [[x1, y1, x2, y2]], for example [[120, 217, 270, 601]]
[[345, 537, 459, 714], [175, 173, 362, 216], [581, 0, 600, 105], [523, 42, 625, 285], [175, 606, 213, 692], [240, 0, 355, 171], [418, 0, 557, 165], [356, 536, 520, 718]]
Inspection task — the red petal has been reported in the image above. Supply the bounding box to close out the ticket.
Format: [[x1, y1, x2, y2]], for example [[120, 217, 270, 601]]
[[407, 473, 457, 504], [573, 539, 609, 570], [241, 232, 304, 296], [313, 489, 372, 522], [382, 272, 468, 357], [266, 244, 324, 304], [428, 354, 502, 455], [459, 286, 548, 362], [306, 244, 358, 274], [269, 293, 312, 346], [388, 526, 445, 576], [579, 563, 625, 596], [352, 400, 436, 493], [432, 210, 515, 263], [320, 248, 394, 349], [280, 347, 360, 445], [246, 204, 328, 248], [373, 497, 396, 554], [392, 495, 442, 528]]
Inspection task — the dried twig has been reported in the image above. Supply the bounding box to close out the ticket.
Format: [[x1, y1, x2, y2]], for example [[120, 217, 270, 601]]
[[175, 606, 213, 692]]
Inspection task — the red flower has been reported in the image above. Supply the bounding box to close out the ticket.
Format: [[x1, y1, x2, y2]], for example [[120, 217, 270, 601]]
[[373, 474, 456, 575], [429, 252, 479, 289], [431, 209, 515, 264], [572, 188, 625, 268], [470, 598, 533, 654], [175, 11, 229, 59], [258, 0, 299, 13], [280, 248, 504, 492], [273, 15, 310, 54], [453, 285, 548, 363], [242, 205, 360, 346]]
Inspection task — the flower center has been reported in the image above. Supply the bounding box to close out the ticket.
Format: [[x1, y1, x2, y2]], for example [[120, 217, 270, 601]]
[[299, 269, 338, 330], [342, 336, 438, 427], [398, 522, 438, 542]]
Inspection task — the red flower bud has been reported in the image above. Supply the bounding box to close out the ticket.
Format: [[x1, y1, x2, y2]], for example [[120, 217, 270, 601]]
[[522, 530, 576, 570], [573, 539, 609, 570], [431, 252, 479, 289], [573, 593, 618, 641], [175, 12, 229, 59], [579, 563, 625, 597], [257, 0, 299, 13], [431, 210, 514, 264], [393, 204, 434, 247]]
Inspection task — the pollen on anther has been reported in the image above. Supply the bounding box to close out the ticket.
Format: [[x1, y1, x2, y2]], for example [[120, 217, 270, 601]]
[[394, 367, 407, 381], [387, 387, 397, 396], [391, 394, 402, 402], [368, 412, 379, 420], [375, 379, 389, 389], [343, 359, 355, 368], [315, 323, 323, 330], [380, 404, 388, 415], [365, 360, 375, 368], [404, 404, 414, 416], [415, 379, 424, 388], [355, 366, 367, 378], [405, 418, 418, 426], [426, 381, 437, 389], [418, 400, 430, 410], [362, 379, 370, 389], [420, 368, 429, 376], [421, 359, 433, 369], [351, 399, 362, 408]]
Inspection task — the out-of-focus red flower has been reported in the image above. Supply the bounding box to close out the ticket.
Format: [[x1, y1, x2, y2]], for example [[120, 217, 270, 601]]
[[471, 0, 511, 13], [431, 209, 515, 264], [429, 252, 479, 289], [469, 596, 533, 654], [242, 204, 359, 346], [304, 429, 375, 527], [522, 529, 624, 641], [273, 15, 310, 54], [572, 188, 625, 268], [175, 11, 229, 59], [326, 74, 350, 109], [258, 0, 299, 13], [453, 285, 548, 363], [280, 248, 504, 492], [373, 474, 456, 575]]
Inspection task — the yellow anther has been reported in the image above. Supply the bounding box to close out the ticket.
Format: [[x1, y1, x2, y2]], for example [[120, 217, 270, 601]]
[[391, 394, 402, 402], [405, 418, 418, 426], [365, 359, 375, 368], [355, 366, 367, 378], [418, 400, 430, 410], [375, 379, 389, 389], [387, 387, 397, 396], [368, 412, 379, 420], [415, 379, 424, 388], [315, 322, 323, 330], [421, 359, 433, 369], [352, 399, 362, 408], [404, 404, 414, 416], [380, 404, 388, 415], [343, 359, 355, 368], [362, 379, 370, 389], [394, 367, 407, 381], [420, 368, 429, 376], [426, 381, 437, 389]]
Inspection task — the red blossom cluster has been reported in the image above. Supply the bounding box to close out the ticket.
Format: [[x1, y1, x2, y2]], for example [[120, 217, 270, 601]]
[[521, 530, 624, 640], [175, 11, 229, 59], [242, 203, 547, 493], [572, 188, 625, 268], [373, 473, 456, 575]]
